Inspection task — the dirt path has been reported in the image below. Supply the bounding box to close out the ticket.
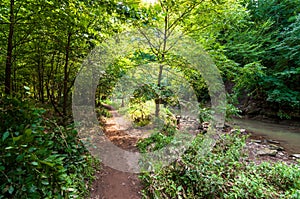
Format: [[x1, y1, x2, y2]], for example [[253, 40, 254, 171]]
[[89, 109, 143, 199]]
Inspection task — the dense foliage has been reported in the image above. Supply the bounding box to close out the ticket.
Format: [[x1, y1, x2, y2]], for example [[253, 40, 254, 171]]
[[0, 97, 99, 198], [215, 0, 300, 118], [138, 131, 300, 198], [1, 0, 299, 119], [0, 0, 131, 122], [1, 0, 300, 198]]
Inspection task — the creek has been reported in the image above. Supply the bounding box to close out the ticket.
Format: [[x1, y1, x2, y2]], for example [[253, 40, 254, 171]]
[[232, 118, 300, 153]]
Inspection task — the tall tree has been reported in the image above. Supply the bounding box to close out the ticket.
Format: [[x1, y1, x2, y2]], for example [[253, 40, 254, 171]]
[[133, 0, 245, 117], [1, 0, 127, 122], [4, 0, 14, 95]]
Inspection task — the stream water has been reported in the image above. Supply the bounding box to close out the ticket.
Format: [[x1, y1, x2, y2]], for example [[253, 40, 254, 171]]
[[232, 118, 300, 153]]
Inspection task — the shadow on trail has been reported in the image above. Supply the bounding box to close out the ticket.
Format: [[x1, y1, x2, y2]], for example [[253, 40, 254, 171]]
[[89, 106, 143, 199]]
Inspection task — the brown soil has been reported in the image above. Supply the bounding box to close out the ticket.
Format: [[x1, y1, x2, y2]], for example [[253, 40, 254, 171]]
[[89, 109, 143, 199], [89, 165, 142, 199]]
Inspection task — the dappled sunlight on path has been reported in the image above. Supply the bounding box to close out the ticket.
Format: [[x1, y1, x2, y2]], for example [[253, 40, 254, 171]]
[[89, 108, 143, 199]]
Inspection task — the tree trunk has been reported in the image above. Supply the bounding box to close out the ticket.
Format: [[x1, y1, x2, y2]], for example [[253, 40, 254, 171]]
[[5, 0, 14, 95], [37, 49, 45, 103], [63, 32, 71, 119], [155, 11, 168, 117], [155, 64, 164, 117], [46, 52, 56, 102], [13, 67, 17, 93], [41, 57, 45, 103]]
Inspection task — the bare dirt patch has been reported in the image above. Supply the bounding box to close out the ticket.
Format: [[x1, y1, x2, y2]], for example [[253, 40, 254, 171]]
[[90, 165, 142, 199], [89, 109, 143, 199]]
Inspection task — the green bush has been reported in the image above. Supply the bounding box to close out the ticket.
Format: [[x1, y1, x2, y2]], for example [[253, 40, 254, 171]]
[[0, 97, 99, 199], [139, 131, 300, 198], [96, 106, 112, 118], [137, 124, 177, 153]]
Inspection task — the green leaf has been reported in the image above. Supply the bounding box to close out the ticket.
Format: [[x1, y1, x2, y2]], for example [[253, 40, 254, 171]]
[[29, 185, 37, 193], [41, 180, 49, 185], [39, 160, 55, 167], [8, 185, 14, 194], [67, 188, 76, 192], [2, 131, 9, 141], [13, 135, 23, 142], [16, 154, 25, 162], [31, 161, 39, 166], [24, 86, 30, 91], [25, 129, 32, 137], [177, 185, 182, 191], [28, 147, 37, 152]]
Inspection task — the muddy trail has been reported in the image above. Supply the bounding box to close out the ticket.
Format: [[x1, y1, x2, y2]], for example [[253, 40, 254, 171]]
[[89, 109, 143, 199]]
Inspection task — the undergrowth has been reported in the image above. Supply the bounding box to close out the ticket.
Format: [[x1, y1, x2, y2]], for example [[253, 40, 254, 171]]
[[0, 97, 100, 199], [138, 130, 300, 198]]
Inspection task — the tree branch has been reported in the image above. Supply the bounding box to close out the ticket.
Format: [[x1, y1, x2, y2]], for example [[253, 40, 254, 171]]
[[138, 28, 160, 57], [167, 1, 204, 36]]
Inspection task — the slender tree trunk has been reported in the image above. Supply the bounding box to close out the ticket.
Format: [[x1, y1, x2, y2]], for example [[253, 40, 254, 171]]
[[13, 67, 17, 93], [46, 80, 50, 102], [37, 51, 44, 102], [33, 74, 36, 98], [5, 0, 14, 95], [46, 52, 56, 102], [54, 56, 61, 103], [63, 32, 71, 119], [41, 57, 45, 103], [155, 11, 168, 117], [155, 64, 164, 117], [37, 60, 45, 103]]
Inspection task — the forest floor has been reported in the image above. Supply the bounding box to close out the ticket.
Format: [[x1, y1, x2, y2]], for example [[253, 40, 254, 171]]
[[89, 108, 144, 199], [89, 108, 298, 199]]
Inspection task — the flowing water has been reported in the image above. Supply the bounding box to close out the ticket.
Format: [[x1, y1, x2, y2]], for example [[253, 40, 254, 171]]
[[232, 118, 300, 153]]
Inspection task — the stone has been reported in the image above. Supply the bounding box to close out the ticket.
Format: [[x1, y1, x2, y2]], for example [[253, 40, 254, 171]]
[[251, 139, 262, 143], [240, 129, 246, 133], [268, 144, 284, 151], [230, 128, 246, 134], [257, 148, 277, 156], [230, 128, 239, 133], [290, 154, 300, 159], [277, 152, 285, 156], [202, 122, 210, 127], [267, 140, 280, 144], [224, 123, 231, 128]]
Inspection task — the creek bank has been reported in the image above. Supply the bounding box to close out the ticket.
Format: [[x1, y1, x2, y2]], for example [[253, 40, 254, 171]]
[[229, 127, 300, 165], [233, 92, 300, 121], [239, 115, 300, 127], [230, 117, 300, 154], [179, 115, 300, 163]]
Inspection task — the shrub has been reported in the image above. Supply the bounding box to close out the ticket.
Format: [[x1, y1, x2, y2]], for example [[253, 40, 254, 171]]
[[139, 130, 300, 198], [0, 97, 99, 199]]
